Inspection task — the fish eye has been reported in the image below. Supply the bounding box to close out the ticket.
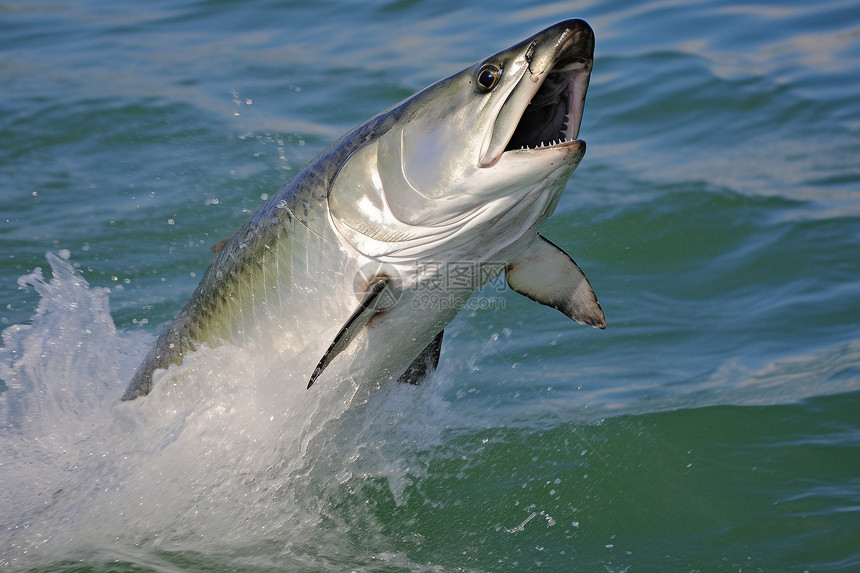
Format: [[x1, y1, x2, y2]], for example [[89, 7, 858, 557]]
[[476, 64, 502, 92]]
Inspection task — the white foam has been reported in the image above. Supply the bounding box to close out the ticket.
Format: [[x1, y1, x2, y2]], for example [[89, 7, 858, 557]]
[[0, 252, 454, 569]]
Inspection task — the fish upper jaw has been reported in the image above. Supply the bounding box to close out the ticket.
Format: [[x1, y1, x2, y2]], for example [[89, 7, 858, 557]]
[[479, 19, 594, 168]]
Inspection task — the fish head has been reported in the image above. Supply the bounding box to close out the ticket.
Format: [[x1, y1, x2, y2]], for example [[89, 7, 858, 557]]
[[329, 19, 594, 254]]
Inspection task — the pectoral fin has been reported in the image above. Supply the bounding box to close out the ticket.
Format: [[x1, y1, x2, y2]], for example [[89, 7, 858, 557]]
[[506, 235, 606, 329], [398, 330, 444, 385], [307, 274, 391, 389]]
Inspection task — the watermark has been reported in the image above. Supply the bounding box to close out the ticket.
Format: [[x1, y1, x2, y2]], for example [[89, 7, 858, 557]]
[[353, 261, 401, 310], [350, 260, 510, 311], [410, 292, 506, 311]]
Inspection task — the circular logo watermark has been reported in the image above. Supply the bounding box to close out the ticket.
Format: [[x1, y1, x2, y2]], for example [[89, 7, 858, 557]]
[[351, 261, 402, 311]]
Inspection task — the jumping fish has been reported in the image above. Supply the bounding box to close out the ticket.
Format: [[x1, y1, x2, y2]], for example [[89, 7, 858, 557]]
[[123, 19, 603, 400]]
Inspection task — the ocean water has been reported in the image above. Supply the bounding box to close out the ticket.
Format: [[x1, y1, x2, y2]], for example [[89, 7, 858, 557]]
[[2, 0, 859, 571]]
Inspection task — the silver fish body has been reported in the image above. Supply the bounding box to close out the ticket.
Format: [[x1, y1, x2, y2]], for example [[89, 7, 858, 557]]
[[123, 19, 603, 400]]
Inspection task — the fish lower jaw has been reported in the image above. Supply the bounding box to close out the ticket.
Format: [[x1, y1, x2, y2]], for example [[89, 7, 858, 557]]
[[508, 137, 583, 153], [517, 138, 572, 150]]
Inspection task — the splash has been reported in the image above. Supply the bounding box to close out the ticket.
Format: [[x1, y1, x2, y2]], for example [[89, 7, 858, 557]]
[[0, 251, 128, 426], [5, 253, 853, 571], [0, 252, 451, 570]]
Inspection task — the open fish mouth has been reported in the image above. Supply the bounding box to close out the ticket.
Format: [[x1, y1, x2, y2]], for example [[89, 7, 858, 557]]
[[504, 58, 592, 152], [473, 19, 593, 165]]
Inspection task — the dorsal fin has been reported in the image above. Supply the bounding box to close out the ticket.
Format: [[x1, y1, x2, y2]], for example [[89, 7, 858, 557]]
[[210, 235, 233, 254]]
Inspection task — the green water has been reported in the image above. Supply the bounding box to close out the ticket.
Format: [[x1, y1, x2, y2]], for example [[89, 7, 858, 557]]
[[2, 0, 859, 571]]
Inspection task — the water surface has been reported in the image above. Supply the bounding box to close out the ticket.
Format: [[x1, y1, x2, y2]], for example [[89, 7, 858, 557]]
[[2, 0, 859, 570]]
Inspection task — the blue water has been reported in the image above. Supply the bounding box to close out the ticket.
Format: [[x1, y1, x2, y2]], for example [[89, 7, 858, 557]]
[[2, 0, 859, 571]]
